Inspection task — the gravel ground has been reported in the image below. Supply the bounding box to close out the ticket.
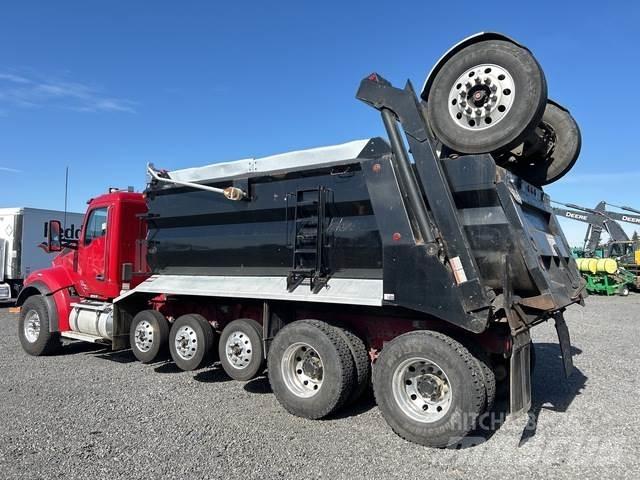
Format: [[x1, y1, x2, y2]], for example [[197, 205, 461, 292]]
[[1, 295, 639, 480]]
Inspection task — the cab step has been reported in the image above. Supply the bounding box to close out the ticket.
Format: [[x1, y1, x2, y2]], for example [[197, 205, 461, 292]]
[[61, 331, 111, 344]]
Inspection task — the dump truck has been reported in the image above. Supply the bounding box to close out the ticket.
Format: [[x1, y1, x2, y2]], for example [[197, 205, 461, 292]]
[[15, 32, 584, 447], [0, 207, 83, 302]]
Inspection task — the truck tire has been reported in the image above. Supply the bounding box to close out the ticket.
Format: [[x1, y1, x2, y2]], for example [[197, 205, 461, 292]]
[[334, 327, 371, 405], [129, 310, 169, 364], [373, 330, 485, 448], [169, 314, 215, 371], [471, 349, 496, 413], [426, 39, 547, 155], [512, 101, 582, 186], [267, 319, 356, 419], [18, 295, 60, 356], [219, 318, 265, 381]]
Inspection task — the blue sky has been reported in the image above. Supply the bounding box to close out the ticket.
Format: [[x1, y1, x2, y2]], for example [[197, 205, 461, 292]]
[[1, 1, 639, 246]]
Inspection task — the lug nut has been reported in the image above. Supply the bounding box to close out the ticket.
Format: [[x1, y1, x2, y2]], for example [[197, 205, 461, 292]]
[[484, 104, 491, 110], [474, 77, 481, 84], [475, 108, 482, 115], [491, 95, 498, 102], [490, 85, 497, 92], [460, 90, 466, 97], [460, 101, 466, 107], [465, 107, 472, 114], [484, 77, 492, 85], [465, 81, 472, 88]]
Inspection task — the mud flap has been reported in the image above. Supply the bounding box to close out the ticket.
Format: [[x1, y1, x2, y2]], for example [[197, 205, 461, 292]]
[[554, 313, 574, 378], [509, 330, 532, 417]]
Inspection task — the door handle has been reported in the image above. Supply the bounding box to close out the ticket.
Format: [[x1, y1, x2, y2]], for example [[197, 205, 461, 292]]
[[96, 274, 104, 281]]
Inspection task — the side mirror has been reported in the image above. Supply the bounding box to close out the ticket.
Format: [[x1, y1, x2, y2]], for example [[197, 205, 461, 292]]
[[47, 220, 62, 252]]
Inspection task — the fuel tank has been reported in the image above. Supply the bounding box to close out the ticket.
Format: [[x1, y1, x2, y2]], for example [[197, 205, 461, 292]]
[[69, 301, 113, 339]]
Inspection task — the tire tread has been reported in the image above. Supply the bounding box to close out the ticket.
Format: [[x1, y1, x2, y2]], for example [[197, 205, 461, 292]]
[[334, 326, 371, 405], [268, 319, 356, 419], [130, 309, 169, 364], [218, 318, 265, 381], [298, 320, 356, 414], [373, 330, 485, 447]]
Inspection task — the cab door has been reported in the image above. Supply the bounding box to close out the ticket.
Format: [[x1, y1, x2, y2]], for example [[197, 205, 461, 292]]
[[76, 206, 110, 298]]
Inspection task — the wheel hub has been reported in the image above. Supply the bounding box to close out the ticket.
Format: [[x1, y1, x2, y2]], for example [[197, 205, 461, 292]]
[[281, 342, 324, 398], [302, 355, 322, 379], [174, 325, 198, 360], [23, 310, 41, 343], [225, 331, 253, 369], [448, 63, 515, 131], [134, 320, 154, 353], [470, 85, 490, 106], [391, 357, 452, 423], [416, 374, 445, 401]]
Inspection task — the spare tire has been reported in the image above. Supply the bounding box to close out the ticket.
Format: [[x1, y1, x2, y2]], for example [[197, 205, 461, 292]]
[[513, 100, 582, 186], [426, 39, 547, 154]]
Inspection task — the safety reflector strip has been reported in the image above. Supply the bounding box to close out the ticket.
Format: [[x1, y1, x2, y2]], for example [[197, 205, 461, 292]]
[[450, 256, 468, 284]]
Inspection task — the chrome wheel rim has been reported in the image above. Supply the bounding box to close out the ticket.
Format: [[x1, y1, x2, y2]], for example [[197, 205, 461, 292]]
[[281, 342, 323, 398], [23, 310, 40, 343], [448, 63, 515, 131], [174, 325, 198, 361], [134, 320, 154, 353], [392, 357, 452, 423], [225, 330, 253, 370]]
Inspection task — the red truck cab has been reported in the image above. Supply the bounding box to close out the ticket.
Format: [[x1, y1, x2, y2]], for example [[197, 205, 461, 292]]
[[16, 189, 148, 353]]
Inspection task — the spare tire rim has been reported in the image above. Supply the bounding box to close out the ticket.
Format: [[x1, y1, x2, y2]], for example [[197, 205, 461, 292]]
[[174, 325, 198, 361], [134, 320, 154, 353], [225, 330, 253, 369], [448, 64, 515, 131], [281, 342, 323, 398], [24, 310, 40, 343], [392, 357, 452, 423]]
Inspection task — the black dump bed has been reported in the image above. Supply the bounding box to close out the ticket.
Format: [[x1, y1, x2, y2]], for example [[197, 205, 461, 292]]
[[143, 74, 584, 335], [145, 147, 583, 335]]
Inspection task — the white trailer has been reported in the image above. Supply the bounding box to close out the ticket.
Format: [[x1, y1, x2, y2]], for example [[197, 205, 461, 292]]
[[0, 208, 84, 302]]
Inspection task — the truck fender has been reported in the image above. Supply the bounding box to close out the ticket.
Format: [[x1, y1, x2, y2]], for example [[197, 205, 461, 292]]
[[420, 31, 526, 102], [16, 281, 60, 332], [17, 267, 75, 333]]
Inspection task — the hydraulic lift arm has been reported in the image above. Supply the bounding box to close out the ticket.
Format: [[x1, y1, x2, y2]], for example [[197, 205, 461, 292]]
[[356, 73, 490, 314]]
